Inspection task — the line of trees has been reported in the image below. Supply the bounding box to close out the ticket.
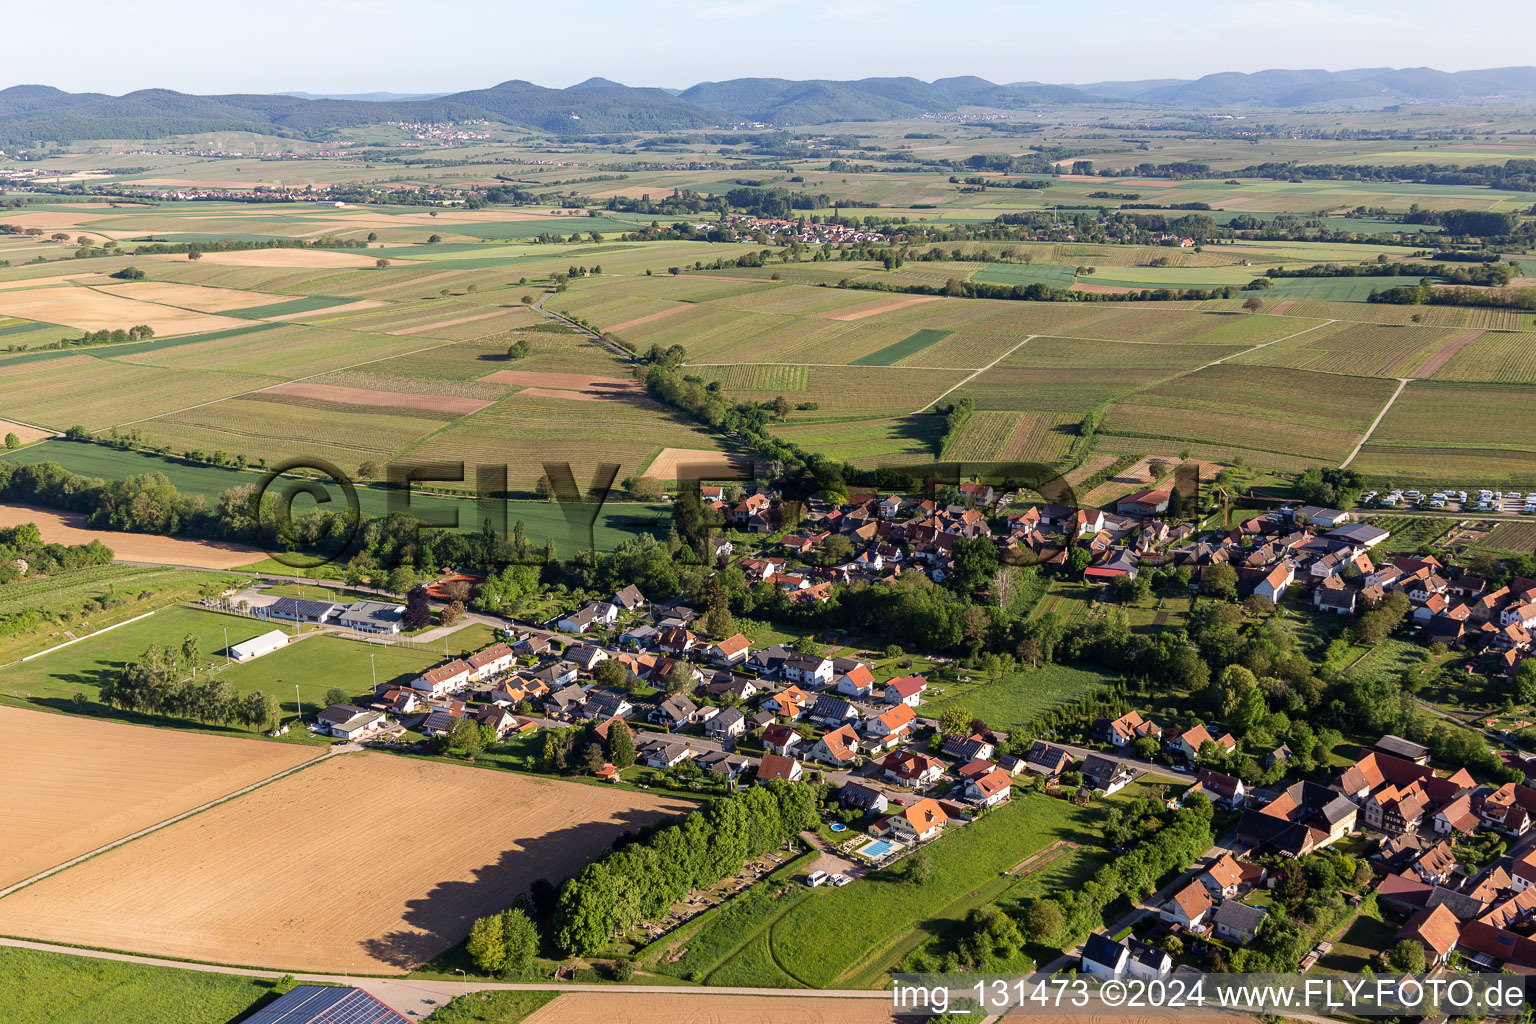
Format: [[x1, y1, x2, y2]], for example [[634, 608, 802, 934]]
[[100, 634, 282, 730], [553, 780, 819, 955]]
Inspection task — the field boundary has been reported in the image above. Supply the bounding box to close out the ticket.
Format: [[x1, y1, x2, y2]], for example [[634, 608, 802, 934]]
[[913, 334, 1038, 414], [1339, 376, 1410, 469]]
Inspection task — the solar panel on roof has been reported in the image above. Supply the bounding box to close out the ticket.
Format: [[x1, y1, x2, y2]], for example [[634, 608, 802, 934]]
[[240, 986, 410, 1024]]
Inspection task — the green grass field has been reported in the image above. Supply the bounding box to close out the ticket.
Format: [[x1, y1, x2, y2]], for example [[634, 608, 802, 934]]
[[422, 991, 559, 1023], [922, 662, 1116, 734], [0, 945, 280, 1024]]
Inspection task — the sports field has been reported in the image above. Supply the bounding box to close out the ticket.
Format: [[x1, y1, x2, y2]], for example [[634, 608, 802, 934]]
[[0, 706, 316, 889], [0, 753, 693, 973]]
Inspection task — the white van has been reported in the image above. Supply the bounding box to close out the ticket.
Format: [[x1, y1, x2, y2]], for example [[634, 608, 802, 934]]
[[806, 870, 828, 887]]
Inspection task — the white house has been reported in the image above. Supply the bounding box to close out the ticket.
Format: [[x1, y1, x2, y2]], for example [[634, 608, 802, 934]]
[[466, 643, 516, 681], [230, 629, 288, 662], [315, 704, 386, 740], [965, 767, 1013, 807], [1254, 561, 1295, 604], [413, 659, 473, 696]]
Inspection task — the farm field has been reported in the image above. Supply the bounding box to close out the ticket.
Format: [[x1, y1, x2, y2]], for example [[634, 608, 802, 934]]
[[1101, 363, 1397, 465], [0, 502, 261, 569], [1349, 381, 1536, 485], [0, 753, 694, 973], [521, 993, 898, 1024], [0, 945, 279, 1024], [1474, 520, 1536, 554], [0, 706, 317, 889]]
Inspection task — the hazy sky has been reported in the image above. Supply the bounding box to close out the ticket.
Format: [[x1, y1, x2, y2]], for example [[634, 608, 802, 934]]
[[10, 0, 1535, 95]]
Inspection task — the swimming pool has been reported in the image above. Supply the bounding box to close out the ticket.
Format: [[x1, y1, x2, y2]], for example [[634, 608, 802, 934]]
[[859, 839, 898, 859]]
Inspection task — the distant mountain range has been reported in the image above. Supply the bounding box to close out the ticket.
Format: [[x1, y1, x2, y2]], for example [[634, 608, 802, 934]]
[[4, 66, 1536, 145]]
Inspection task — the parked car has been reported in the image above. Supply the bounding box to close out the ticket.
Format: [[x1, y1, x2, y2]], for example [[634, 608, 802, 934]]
[[806, 870, 828, 887]]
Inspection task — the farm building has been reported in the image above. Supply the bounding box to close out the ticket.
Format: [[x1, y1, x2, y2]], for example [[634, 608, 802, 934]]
[[1117, 489, 1170, 517], [242, 985, 409, 1024], [229, 630, 288, 662]]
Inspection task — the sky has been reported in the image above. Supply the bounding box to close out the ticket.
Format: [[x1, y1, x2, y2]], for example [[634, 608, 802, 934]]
[[9, 0, 1536, 95]]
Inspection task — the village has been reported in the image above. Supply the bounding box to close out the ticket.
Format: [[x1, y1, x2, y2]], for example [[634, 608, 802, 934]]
[[203, 471, 1536, 983]]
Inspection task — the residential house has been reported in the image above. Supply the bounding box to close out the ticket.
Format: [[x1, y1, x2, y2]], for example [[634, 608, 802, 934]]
[[584, 690, 633, 722], [882, 675, 928, 707], [611, 584, 647, 612], [782, 654, 834, 688], [942, 733, 996, 762], [810, 694, 860, 727], [1169, 724, 1234, 762], [696, 750, 752, 778], [650, 694, 698, 730], [419, 707, 465, 738], [834, 664, 877, 699], [557, 601, 618, 634], [466, 643, 516, 681], [1023, 741, 1073, 779], [756, 752, 803, 784], [763, 685, 812, 720], [809, 724, 862, 768], [1161, 880, 1213, 930], [638, 737, 695, 769], [883, 750, 945, 788], [315, 704, 386, 741], [1212, 902, 1267, 945], [1100, 710, 1161, 748], [1193, 767, 1247, 810], [705, 707, 746, 744], [1199, 854, 1247, 900], [872, 797, 949, 842], [862, 703, 916, 751], [839, 781, 889, 815], [413, 659, 473, 696], [1081, 933, 1172, 981], [473, 704, 519, 740], [1081, 754, 1135, 796], [706, 633, 751, 666], [966, 767, 1013, 807], [544, 682, 588, 720], [1395, 903, 1460, 968], [564, 644, 608, 673], [1254, 561, 1296, 603], [762, 722, 803, 755]]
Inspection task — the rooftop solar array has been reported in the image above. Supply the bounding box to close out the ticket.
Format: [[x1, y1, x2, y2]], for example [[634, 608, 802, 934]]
[[239, 985, 411, 1024]]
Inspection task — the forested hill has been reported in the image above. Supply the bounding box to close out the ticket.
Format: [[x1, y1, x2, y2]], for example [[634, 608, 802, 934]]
[[5, 65, 1536, 145]]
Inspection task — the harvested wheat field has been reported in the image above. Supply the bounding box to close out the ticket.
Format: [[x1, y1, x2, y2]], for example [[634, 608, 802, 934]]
[[0, 706, 317, 890], [0, 502, 262, 569], [0, 419, 55, 446], [267, 298, 387, 321], [97, 280, 289, 312], [525, 993, 898, 1024], [825, 295, 940, 321], [261, 381, 492, 415], [645, 447, 758, 481], [0, 284, 247, 336], [0, 753, 693, 973], [479, 369, 641, 395], [144, 249, 409, 268]]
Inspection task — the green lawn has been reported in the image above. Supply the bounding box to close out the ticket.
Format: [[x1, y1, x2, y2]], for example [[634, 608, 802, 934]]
[[0, 945, 280, 1024], [924, 662, 1116, 734], [710, 793, 1096, 989], [413, 991, 558, 1023]]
